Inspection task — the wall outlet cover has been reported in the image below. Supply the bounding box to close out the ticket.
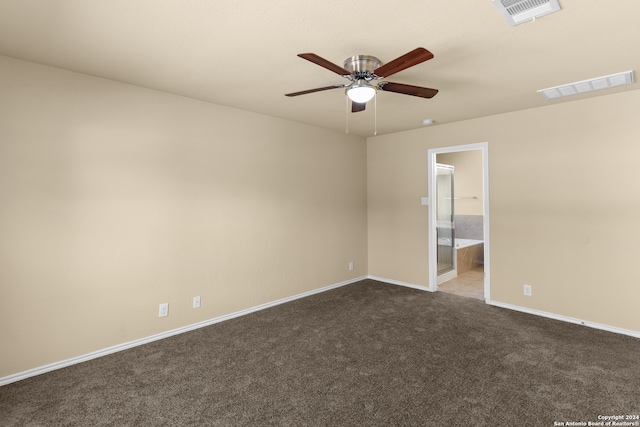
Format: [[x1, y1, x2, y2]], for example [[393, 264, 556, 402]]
[[159, 303, 169, 317]]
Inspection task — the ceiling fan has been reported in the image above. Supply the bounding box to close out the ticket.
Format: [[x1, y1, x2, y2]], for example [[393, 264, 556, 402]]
[[285, 47, 438, 113]]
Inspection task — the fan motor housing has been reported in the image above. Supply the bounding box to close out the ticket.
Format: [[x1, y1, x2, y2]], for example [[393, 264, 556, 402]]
[[343, 55, 381, 75]]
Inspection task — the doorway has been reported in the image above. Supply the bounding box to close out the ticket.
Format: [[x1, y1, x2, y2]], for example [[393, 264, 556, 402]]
[[427, 143, 490, 301]]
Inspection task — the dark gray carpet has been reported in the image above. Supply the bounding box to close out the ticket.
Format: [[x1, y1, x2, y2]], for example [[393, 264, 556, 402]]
[[1, 279, 639, 426]]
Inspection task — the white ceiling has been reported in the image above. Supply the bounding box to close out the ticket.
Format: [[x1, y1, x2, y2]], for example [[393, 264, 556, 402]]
[[1, 0, 639, 137]]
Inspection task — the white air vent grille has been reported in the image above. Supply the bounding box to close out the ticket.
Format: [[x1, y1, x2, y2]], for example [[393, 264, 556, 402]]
[[493, 0, 561, 26], [537, 71, 635, 100], [502, 0, 548, 16]]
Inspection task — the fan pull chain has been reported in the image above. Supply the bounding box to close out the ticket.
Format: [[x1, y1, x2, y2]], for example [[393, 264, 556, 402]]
[[374, 94, 378, 136], [345, 96, 350, 134]]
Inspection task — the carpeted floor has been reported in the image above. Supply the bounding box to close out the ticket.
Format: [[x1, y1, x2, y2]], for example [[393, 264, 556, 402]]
[[1, 279, 639, 426]]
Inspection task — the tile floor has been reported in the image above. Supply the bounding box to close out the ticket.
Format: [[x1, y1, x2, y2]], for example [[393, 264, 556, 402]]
[[437, 266, 484, 300]]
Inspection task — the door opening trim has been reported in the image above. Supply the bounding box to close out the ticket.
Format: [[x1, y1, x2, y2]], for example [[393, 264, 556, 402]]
[[427, 142, 490, 301]]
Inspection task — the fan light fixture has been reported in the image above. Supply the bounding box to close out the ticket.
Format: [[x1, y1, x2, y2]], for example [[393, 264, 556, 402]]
[[346, 81, 376, 103]]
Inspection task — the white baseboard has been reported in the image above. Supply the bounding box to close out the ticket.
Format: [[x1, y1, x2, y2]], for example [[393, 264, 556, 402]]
[[0, 276, 367, 387], [368, 275, 434, 292], [5, 276, 637, 387], [487, 299, 640, 339], [369, 275, 640, 339]]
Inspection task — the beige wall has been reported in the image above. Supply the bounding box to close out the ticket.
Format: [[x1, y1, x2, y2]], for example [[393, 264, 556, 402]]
[[437, 150, 483, 216], [2, 52, 639, 380], [368, 89, 640, 333], [0, 56, 368, 377]]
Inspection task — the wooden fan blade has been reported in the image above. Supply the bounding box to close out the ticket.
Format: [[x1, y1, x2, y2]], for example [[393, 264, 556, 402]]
[[298, 53, 351, 76], [285, 84, 345, 97], [351, 102, 366, 113], [378, 82, 439, 98], [373, 48, 434, 78]]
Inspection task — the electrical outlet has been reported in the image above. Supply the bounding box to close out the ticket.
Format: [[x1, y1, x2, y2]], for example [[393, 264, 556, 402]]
[[523, 284, 532, 296], [193, 296, 201, 309], [159, 303, 169, 317], [349, 261, 354, 271]]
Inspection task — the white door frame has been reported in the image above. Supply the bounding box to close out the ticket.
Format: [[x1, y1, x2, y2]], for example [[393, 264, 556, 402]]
[[427, 142, 491, 301]]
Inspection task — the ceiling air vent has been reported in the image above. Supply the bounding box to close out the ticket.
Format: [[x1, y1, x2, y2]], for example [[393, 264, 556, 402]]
[[537, 71, 635, 100], [493, 0, 561, 26]]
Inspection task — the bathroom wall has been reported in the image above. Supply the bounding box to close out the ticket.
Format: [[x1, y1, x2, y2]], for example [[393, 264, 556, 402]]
[[454, 216, 483, 240]]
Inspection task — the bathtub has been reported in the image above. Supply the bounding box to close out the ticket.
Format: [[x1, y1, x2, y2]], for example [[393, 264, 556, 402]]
[[455, 239, 484, 275]]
